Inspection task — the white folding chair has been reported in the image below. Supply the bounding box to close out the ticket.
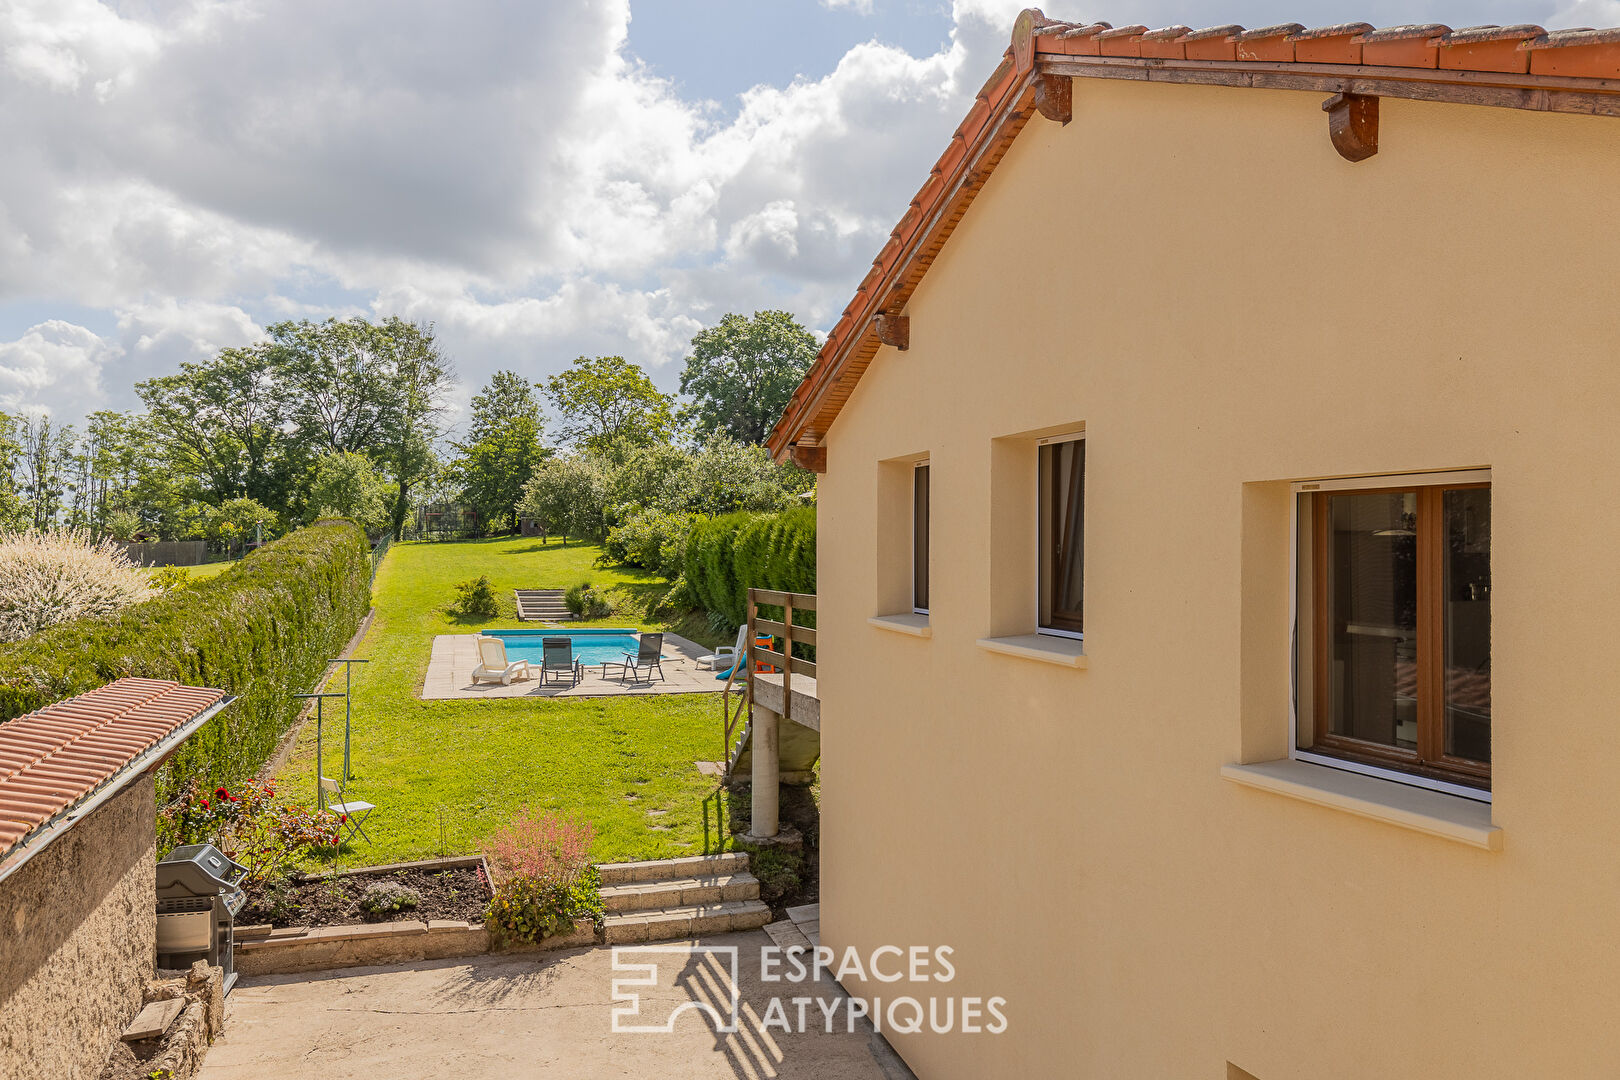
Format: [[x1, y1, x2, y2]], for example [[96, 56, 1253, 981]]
[[320, 776, 376, 844]]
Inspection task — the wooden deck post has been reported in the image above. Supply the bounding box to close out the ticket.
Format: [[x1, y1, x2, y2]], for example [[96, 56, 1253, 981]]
[[747, 588, 779, 837]]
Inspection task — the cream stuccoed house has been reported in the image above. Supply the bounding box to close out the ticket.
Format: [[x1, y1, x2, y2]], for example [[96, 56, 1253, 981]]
[[766, 9, 1620, 1079]]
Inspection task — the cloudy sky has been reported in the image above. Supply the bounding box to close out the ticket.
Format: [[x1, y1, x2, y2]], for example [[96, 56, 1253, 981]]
[[0, 0, 1607, 433]]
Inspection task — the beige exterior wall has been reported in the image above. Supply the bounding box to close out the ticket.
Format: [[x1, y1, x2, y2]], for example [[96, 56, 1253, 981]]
[[1, 776, 157, 1080], [817, 79, 1620, 1079]]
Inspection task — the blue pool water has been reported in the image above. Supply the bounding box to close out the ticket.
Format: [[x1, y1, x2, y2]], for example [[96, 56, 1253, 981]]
[[484, 629, 652, 667]]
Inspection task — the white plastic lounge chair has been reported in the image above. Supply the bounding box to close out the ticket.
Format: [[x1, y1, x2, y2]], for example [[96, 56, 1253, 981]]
[[696, 625, 746, 671], [320, 776, 376, 843], [471, 635, 531, 685]]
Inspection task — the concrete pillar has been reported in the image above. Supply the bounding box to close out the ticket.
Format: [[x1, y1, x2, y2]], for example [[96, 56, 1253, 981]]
[[750, 704, 780, 838]]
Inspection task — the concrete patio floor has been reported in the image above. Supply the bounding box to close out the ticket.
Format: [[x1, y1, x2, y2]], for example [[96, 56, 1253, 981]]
[[421, 630, 728, 700], [199, 932, 914, 1080]]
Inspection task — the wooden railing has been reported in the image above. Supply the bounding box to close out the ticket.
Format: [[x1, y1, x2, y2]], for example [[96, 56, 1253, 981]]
[[722, 588, 817, 769]]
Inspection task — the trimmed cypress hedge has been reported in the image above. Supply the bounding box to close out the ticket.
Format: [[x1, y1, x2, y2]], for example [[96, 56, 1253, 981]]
[[0, 521, 372, 803], [683, 506, 815, 628]]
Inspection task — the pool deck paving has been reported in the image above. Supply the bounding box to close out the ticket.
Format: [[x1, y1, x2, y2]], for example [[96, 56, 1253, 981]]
[[421, 629, 729, 700], [198, 932, 916, 1080]]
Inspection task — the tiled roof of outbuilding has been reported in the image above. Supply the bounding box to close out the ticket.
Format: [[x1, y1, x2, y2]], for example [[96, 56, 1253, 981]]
[[766, 9, 1620, 460], [0, 678, 226, 864]]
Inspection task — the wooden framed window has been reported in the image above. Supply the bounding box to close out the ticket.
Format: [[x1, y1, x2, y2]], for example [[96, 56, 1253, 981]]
[[1038, 438, 1085, 635], [1297, 474, 1491, 793], [913, 462, 930, 614]]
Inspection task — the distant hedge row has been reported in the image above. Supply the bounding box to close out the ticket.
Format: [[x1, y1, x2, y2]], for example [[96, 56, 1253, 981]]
[[683, 507, 815, 628], [0, 521, 372, 803]]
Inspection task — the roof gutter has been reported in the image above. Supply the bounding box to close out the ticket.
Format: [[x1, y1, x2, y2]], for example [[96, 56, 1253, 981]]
[[0, 694, 235, 887]]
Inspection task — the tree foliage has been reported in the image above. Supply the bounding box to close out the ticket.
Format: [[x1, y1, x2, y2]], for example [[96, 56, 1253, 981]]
[[517, 454, 612, 544], [679, 311, 817, 445], [306, 452, 393, 532], [454, 371, 548, 534], [545, 356, 674, 455]]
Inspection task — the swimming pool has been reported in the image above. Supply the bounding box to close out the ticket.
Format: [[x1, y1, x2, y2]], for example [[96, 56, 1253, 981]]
[[482, 628, 653, 668]]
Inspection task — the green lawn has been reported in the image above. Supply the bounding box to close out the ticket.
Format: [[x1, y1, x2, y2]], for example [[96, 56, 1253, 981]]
[[271, 536, 737, 868]]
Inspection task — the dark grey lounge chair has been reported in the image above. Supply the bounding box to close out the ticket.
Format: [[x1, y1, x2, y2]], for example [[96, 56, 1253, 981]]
[[540, 636, 583, 687], [603, 632, 665, 684]]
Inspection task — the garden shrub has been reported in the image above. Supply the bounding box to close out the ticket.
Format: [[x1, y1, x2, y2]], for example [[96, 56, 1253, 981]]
[[148, 565, 193, 592], [682, 506, 815, 628], [747, 847, 803, 904], [161, 776, 340, 886], [452, 574, 499, 618], [0, 528, 155, 643], [564, 581, 612, 619], [0, 521, 372, 826], [604, 507, 694, 580], [360, 880, 421, 917], [483, 808, 602, 945]]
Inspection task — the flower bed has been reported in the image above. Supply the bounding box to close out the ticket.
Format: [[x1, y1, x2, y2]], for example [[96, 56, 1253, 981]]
[[232, 856, 596, 977], [240, 863, 489, 929]]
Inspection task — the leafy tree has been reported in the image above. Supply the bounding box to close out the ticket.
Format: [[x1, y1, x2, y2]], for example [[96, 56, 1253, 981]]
[[455, 417, 547, 535], [0, 414, 30, 530], [517, 454, 612, 544], [679, 311, 817, 445], [373, 318, 454, 541], [272, 318, 397, 457], [467, 370, 544, 443], [545, 356, 674, 456], [135, 345, 299, 511], [608, 441, 697, 515], [17, 414, 77, 529], [208, 497, 279, 553], [688, 434, 813, 516], [450, 371, 548, 534], [306, 452, 393, 533]]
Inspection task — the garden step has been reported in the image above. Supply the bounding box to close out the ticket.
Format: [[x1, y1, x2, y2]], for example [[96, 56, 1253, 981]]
[[602, 899, 772, 944], [600, 872, 760, 913], [515, 589, 570, 622], [597, 851, 751, 886]]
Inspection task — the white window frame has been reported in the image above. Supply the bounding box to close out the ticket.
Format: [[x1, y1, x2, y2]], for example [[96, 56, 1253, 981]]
[[912, 460, 930, 616], [1288, 468, 1493, 804], [1035, 433, 1085, 642]]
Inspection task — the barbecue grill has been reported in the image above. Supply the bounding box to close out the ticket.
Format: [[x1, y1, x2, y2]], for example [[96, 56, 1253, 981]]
[[156, 843, 247, 993]]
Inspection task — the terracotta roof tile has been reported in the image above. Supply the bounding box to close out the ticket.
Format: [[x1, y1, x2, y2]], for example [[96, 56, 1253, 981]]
[[0, 678, 225, 865], [766, 10, 1620, 460]]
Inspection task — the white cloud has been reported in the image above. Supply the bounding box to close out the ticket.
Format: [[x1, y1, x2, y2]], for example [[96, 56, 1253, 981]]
[[0, 0, 1035, 420], [13, 0, 1580, 426], [0, 321, 116, 415], [822, 0, 877, 13]]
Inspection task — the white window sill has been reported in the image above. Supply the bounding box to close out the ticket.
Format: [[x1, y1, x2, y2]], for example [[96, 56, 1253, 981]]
[[1220, 759, 1501, 851], [868, 613, 932, 638], [975, 634, 1087, 668]]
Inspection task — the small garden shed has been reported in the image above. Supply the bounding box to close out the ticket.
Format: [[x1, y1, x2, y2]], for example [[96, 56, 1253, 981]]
[[0, 678, 227, 1080]]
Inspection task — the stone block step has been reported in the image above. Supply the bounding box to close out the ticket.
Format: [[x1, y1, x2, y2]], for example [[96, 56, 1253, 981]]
[[602, 899, 772, 944], [597, 851, 750, 886], [601, 872, 759, 913], [763, 919, 811, 952]]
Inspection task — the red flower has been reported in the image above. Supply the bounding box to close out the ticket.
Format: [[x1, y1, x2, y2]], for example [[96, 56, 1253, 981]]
[[200, 800, 210, 810], [340, 815, 348, 822], [215, 786, 229, 796]]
